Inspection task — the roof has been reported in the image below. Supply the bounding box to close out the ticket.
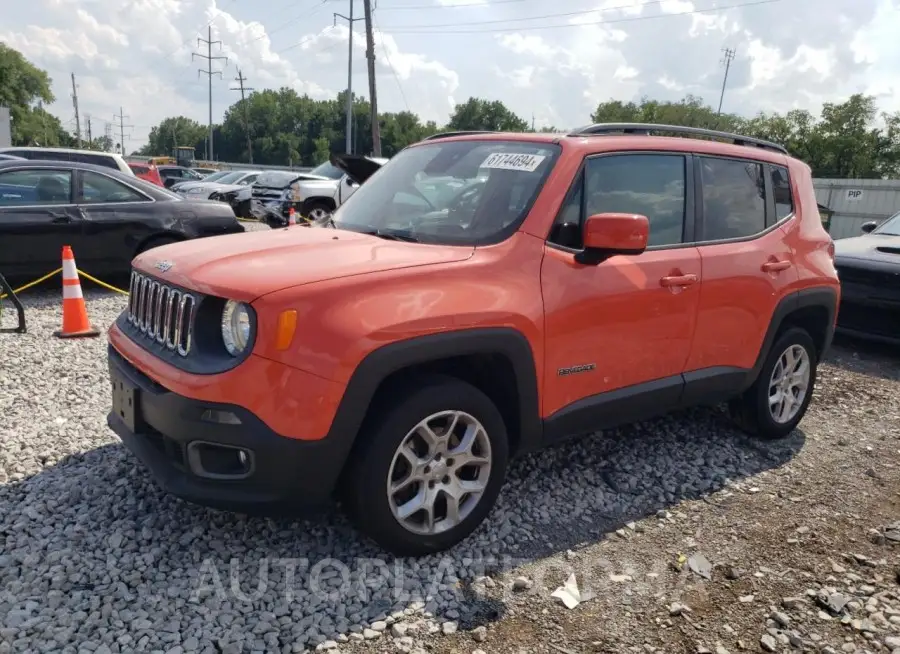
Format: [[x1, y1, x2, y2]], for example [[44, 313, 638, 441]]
[[0, 159, 131, 175], [0, 146, 126, 159]]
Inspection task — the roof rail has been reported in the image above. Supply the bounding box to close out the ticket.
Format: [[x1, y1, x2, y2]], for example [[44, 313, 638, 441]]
[[567, 123, 788, 154], [423, 130, 499, 141]]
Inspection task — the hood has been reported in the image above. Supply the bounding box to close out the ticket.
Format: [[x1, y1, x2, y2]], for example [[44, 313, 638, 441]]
[[833, 234, 900, 264], [184, 182, 245, 195], [172, 180, 207, 192], [132, 226, 474, 302], [330, 153, 386, 184], [255, 170, 332, 189]]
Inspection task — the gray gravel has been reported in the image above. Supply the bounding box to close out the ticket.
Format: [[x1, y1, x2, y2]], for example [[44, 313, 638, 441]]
[[2, 274, 899, 654]]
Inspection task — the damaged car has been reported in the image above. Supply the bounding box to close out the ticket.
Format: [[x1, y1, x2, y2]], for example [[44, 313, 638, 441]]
[[250, 155, 387, 227]]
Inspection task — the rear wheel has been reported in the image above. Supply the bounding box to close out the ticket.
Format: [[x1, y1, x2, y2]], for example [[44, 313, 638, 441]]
[[729, 327, 818, 440], [343, 375, 509, 556]]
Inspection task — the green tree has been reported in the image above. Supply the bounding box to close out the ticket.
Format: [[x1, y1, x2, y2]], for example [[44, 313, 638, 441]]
[[138, 116, 207, 158], [0, 43, 74, 146], [447, 98, 529, 132]]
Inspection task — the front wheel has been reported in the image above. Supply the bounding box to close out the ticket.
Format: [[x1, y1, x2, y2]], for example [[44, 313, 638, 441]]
[[729, 326, 818, 440], [343, 375, 509, 556], [303, 200, 333, 222]]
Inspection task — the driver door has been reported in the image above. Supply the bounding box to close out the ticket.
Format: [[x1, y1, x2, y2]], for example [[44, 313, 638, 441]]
[[75, 169, 155, 273]]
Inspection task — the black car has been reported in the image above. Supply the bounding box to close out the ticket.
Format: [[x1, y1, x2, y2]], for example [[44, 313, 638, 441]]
[[157, 165, 205, 189], [833, 211, 900, 345], [0, 159, 243, 280]]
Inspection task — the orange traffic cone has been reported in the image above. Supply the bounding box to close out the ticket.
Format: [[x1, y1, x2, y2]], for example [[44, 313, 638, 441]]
[[54, 245, 100, 339], [288, 207, 297, 226]]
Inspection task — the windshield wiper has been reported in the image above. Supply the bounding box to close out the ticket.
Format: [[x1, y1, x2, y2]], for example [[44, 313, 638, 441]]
[[355, 228, 420, 242]]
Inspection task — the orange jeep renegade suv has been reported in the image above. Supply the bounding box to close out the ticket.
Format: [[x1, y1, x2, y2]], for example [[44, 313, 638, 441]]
[[107, 124, 840, 556]]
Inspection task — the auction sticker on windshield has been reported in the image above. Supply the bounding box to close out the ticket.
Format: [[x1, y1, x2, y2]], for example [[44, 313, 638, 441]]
[[479, 152, 546, 173]]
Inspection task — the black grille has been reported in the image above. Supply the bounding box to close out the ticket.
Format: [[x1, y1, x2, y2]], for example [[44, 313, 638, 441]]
[[252, 186, 286, 202], [127, 271, 195, 356]]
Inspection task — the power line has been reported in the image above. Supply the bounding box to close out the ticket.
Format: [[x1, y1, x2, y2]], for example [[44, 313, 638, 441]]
[[372, 13, 409, 112], [717, 47, 736, 116], [112, 108, 133, 155], [193, 25, 229, 161], [380, 0, 781, 33], [275, 25, 335, 55], [231, 69, 256, 164], [380, 0, 658, 10]]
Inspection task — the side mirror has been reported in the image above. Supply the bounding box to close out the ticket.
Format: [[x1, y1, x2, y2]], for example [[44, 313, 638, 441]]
[[861, 221, 878, 234], [576, 213, 649, 265]]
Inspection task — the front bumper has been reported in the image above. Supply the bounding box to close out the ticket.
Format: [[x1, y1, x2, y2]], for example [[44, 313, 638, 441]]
[[107, 346, 345, 515], [835, 262, 900, 346]]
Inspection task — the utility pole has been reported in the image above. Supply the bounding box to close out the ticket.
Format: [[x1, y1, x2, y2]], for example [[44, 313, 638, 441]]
[[86, 115, 92, 146], [717, 47, 736, 116], [362, 0, 380, 156], [193, 26, 228, 162], [334, 1, 363, 154], [231, 69, 255, 164], [112, 108, 133, 155], [71, 73, 82, 148]]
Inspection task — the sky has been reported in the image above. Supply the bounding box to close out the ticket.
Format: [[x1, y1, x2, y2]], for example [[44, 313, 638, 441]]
[[3, 0, 899, 153]]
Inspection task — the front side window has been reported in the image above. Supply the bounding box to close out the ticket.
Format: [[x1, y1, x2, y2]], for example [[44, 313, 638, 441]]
[[81, 171, 147, 204], [583, 154, 686, 247], [699, 157, 766, 240], [183, 168, 203, 180], [0, 169, 72, 206], [332, 140, 561, 245]]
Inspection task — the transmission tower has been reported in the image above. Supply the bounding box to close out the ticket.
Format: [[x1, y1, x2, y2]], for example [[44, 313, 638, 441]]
[[193, 26, 228, 162]]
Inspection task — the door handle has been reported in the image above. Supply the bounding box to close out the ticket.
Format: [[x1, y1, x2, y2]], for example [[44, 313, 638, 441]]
[[761, 260, 791, 273], [660, 273, 698, 288], [48, 211, 71, 224]]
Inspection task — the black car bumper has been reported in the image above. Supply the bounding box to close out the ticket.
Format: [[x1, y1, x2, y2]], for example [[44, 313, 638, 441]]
[[835, 263, 900, 346], [106, 346, 342, 515]]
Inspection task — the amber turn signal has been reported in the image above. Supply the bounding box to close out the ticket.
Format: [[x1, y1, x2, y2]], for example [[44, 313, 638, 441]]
[[275, 310, 298, 350]]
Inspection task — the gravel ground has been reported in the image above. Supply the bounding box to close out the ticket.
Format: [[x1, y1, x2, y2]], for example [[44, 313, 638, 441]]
[[1, 252, 899, 654]]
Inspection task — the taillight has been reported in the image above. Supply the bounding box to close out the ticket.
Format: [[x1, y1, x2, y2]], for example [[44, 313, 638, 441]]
[[827, 240, 835, 262]]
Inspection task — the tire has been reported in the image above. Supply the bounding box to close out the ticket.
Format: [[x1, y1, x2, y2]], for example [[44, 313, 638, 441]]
[[303, 200, 333, 222], [728, 326, 818, 440], [342, 375, 509, 556]]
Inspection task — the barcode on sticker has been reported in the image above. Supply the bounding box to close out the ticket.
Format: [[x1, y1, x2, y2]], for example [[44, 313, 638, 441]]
[[479, 152, 546, 172]]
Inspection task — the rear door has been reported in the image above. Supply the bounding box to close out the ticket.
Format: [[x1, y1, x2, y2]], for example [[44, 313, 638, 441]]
[[0, 167, 84, 277], [683, 155, 797, 400], [75, 169, 159, 272]]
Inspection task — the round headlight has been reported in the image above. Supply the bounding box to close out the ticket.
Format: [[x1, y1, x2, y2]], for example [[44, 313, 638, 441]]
[[221, 300, 253, 356]]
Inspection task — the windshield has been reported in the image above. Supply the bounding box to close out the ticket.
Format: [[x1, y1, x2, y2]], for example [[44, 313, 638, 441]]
[[309, 161, 347, 180], [202, 170, 231, 183], [874, 211, 900, 236], [183, 168, 203, 180], [211, 171, 245, 185], [331, 140, 561, 245]]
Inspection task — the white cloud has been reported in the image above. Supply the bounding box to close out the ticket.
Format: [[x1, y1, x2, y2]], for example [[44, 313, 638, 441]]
[[2, 0, 899, 154]]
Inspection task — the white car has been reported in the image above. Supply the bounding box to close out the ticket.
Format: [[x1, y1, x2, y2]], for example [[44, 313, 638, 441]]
[[0, 146, 135, 176], [173, 170, 261, 198], [250, 157, 388, 225]]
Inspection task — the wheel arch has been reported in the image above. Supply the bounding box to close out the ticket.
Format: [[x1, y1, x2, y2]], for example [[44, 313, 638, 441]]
[[302, 196, 337, 213], [745, 287, 838, 389], [134, 231, 187, 257], [328, 327, 543, 489]]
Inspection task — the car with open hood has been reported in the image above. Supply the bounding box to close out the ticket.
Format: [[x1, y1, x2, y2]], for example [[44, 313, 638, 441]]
[[833, 211, 900, 345], [250, 156, 387, 226]]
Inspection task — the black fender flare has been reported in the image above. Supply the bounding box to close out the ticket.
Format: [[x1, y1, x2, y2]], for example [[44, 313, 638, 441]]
[[744, 286, 838, 389], [323, 327, 543, 485]]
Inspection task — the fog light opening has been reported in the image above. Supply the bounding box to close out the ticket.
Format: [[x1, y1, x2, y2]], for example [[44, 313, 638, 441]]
[[200, 409, 242, 425], [187, 441, 255, 480]]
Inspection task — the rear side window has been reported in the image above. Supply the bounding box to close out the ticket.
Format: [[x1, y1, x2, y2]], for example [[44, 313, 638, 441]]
[[770, 165, 793, 222], [25, 150, 72, 162], [72, 153, 118, 170], [698, 157, 766, 241], [130, 164, 150, 175]]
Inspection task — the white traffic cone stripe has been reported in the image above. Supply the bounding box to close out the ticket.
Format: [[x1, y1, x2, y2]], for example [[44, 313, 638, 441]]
[[63, 283, 84, 300], [62, 258, 78, 279]]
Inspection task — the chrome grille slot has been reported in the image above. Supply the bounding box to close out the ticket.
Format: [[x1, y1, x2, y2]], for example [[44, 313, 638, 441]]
[[126, 270, 196, 357]]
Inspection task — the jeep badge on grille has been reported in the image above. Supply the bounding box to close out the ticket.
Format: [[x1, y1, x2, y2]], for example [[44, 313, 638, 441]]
[[155, 260, 174, 273]]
